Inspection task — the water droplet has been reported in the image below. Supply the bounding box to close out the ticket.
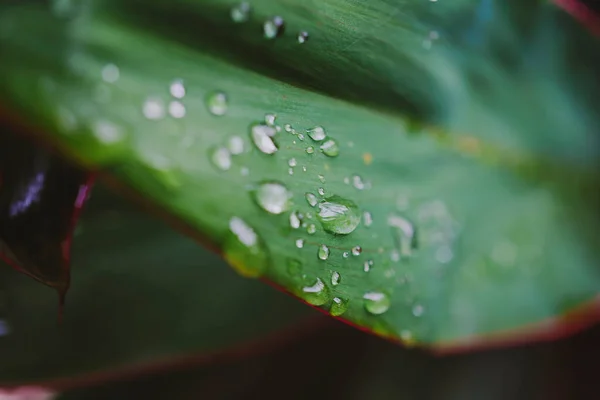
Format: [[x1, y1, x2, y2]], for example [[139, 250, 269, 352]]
[[318, 187, 325, 196], [92, 119, 124, 144], [295, 238, 304, 248], [331, 271, 341, 286], [330, 297, 348, 316], [435, 245, 453, 264], [228, 136, 245, 155], [320, 139, 339, 157], [297, 133, 305, 141], [224, 217, 268, 277], [169, 79, 185, 98], [240, 166, 250, 176], [297, 31, 309, 44], [363, 291, 391, 315], [252, 181, 292, 215], [302, 166, 307, 172], [284, 123, 294, 133], [290, 211, 301, 229], [264, 16, 285, 39], [363, 259, 374, 272], [306, 146, 315, 154], [264, 113, 277, 126], [363, 211, 373, 227], [210, 147, 232, 171], [301, 277, 330, 306], [388, 214, 417, 257], [318, 174, 325, 183], [250, 123, 278, 154], [231, 2, 251, 23], [343, 177, 350, 185], [101, 63, 119, 83], [352, 246, 362, 256], [168, 100, 186, 118], [317, 195, 361, 235], [352, 175, 365, 190], [342, 251, 349, 258], [318, 244, 330, 260], [206, 91, 228, 116], [288, 158, 297, 167], [307, 223, 316, 235], [412, 304, 424, 317], [288, 168, 294, 175], [307, 126, 326, 141], [305, 192, 318, 207], [143, 97, 165, 120]]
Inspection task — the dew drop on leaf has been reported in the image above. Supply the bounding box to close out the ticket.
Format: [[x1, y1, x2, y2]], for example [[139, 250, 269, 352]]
[[252, 181, 292, 215], [231, 2, 251, 23], [168, 100, 186, 118], [352, 246, 362, 256], [306, 223, 316, 234], [289, 210, 302, 229], [169, 79, 185, 98], [342, 251, 349, 258], [316, 195, 361, 235], [363, 259, 373, 272], [388, 214, 417, 257], [209, 147, 232, 171], [363, 211, 373, 227], [227, 136, 245, 155], [307, 126, 326, 141], [284, 123, 293, 133], [301, 277, 330, 306], [352, 174, 366, 190], [330, 297, 348, 316], [249, 123, 278, 154], [295, 238, 305, 248], [224, 217, 268, 277], [363, 291, 391, 315], [288, 157, 297, 167], [306, 146, 315, 154], [320, 139, 339, 157], [205, 91, 228, 116], [412, 304, 425, 317], [264, 113, 277, 126], [331, 271, 341, 286], [297, 31, 309, 44], [318, 244, 330, 260], [101, 63, 119, 83], [318, 187, 325, 196], [305, 192, 318, 207], [264, 16, 285, 39], [142, 97, 165, 120]]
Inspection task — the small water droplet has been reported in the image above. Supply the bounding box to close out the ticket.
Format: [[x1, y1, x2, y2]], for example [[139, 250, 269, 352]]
[[252, 181, 292, 214], [297, 31, 309, 44], [302, 166, 307, 172], [318, 244, 330, 260], [352, 246, 362, 256], [412, 304, 424, 317], [388, 214, 417, 258], [228, 136, 245, 155], [295, 238, 304, 248], [288, 168, 294, 175], [435, 245, 453, 264], [320, 139, 339, 157], [168, 100, 186, 118], [330, 297, 348, 316], [210, 147, 232, 171], [288, 158, 297, 167], [307, 223, 316, 234], [250, 123, 278, 154], [306, 146, 315, 154], [224, 217, 268, 277], [284, 123, 294, 133], [206, 91, 228, 116], [101, 63, 119, 83], [305, 192, 318, 207], [264, 16, 285, 39], [290, 211, 301, 229], [331, 271, 341, 286], [264, 113, 277, 126], [342, 251, 349, 258], [363, 211, 373, 227], [240, 166, 250, 176], [318, 174, 325, 183], [363, 291, 391, 315], [143, 97, 165, 120], [363, 259, 374, 272], [318, 187, 325, 196], [231, 2, 251, 23], [297, 133, 305, 141], [301, 277, 330, 306], [92, 119, 124, 144], [317, 195, 361, 235], [170, 79, 186, 98], [352, 175, 366, 190], [307, 126, 326, 141], [343, 177, 350, 185]]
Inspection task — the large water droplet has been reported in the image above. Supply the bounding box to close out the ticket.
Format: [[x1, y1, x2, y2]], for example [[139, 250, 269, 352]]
[[320, 139, 339, 157], [305, 192, 318, 207], [331, 271, 341, 286], [330, 297, 348, 316], [210, 147, 232, 171], [206, 91, 228, 116], [252, 181, 292, 215], [316, 195, 361, 235], [301, 277, 330, 306], [250, 123, 278, 154], [307, 126, 326, 141], [297, 31, 309, 44], [318, 244, 330, 260], [224, 217, 268, 277], [264, 16, 285, 39], [388, 214, 417, 257], [363, 291, 391, 315], [231, 2, 251, 23]]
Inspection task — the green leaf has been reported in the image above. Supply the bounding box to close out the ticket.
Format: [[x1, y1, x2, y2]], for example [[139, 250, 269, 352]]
[[0, 0, 598, 349], [0, 185, 312, 383]]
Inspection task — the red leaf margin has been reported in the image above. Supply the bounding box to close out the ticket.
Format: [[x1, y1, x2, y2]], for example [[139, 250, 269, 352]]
[[554, 0, 600, 35]]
